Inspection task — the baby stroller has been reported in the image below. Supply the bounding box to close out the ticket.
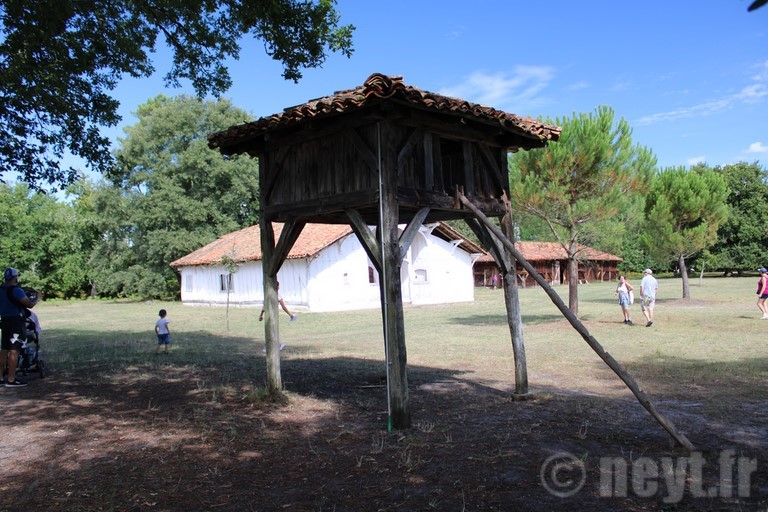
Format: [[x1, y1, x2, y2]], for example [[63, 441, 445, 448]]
[[17, 309, 45, 378], [1, 287, 46, 380]]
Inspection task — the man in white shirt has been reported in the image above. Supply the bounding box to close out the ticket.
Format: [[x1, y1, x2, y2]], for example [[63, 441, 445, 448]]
[[640, 268, 659, 327]]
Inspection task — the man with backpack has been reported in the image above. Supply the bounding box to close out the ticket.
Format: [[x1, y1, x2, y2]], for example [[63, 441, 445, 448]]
[[0, 267, 35, 387]]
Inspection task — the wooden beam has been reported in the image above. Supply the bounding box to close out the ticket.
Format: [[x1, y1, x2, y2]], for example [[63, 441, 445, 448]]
[[423, 132, 434, 190], [464, 218, 510, 272], [345, 208, 382, 271], [462, 142, 475, 196], [499, 212, 528, 395], [477, 143, 508, 195], [268, 219, 306, 277], [264, 190, 378, 220], [262, 147, 291, 206], [464, 215, 527, 394], [343, 128, 378, 175], [398, 207, 431, 262], [378, 120, 411, 430], [458, 191, 695, 451], [396, 128, 421, 169]]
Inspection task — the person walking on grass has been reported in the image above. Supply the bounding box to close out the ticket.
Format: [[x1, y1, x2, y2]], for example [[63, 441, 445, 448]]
[[640, 268, 659, 327], [615, 275, 634, 325], [756, 268, 768, 319], [155, 309, 171, 354], [0, 267, 35, 387], [259, 282, 297, 323], [259, 281, 295, 352]]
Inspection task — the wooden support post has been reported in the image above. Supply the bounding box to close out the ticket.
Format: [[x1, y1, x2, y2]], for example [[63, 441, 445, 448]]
[[500, 213, 528, 396], [260, 218, 282, 395], [378, 121, 411, 429], [465, 216, 528, 395], [458, 192, 695, 451]]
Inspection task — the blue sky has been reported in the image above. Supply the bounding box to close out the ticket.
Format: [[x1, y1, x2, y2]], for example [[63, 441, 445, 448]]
[[109, 0, 768, 170]]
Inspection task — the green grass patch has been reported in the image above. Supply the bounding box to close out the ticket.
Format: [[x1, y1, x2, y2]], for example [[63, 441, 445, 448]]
[[36, 275, 767, 410]]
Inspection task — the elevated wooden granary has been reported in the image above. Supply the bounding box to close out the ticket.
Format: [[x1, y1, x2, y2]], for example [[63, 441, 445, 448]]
[[208, 73, 560, 429]]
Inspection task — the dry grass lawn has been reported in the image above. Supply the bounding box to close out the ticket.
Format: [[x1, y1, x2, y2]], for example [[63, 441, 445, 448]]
[[1, 275, 766, 511]]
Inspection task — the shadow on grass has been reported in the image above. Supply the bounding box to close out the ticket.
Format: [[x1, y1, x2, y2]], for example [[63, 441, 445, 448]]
[[3, 328, 768, 511]]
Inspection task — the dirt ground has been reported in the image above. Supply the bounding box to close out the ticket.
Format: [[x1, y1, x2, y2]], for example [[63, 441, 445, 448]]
[[1, 356, 766, 512]]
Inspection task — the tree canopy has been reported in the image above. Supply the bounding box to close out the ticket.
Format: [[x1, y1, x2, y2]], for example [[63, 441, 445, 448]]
[[0, 0, 354, 189], [508, 105, 656, 315], [704, 162, 768, 274], [642, 165, 729, 298], [82, 94, 261, 298]]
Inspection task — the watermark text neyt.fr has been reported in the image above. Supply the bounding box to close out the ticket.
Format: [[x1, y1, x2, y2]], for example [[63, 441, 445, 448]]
[[601, 450, 756, 502], [540, 450, 758, 502]]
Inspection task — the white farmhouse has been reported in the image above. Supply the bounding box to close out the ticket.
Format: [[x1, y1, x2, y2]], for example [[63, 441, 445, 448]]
[[171, 222, 484, 312]]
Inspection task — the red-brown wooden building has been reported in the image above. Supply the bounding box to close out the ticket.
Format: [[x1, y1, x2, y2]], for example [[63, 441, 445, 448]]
[[475, 242, 622, 288]]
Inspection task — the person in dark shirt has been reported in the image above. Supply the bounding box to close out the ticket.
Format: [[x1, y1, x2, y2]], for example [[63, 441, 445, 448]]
[[0, 267, 35, 387]]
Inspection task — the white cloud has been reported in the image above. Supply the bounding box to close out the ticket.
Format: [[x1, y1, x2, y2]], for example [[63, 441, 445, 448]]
[[565, 80, 590, 91], [445, 26, 465, 40], [687, 156, 706, 166], [752, 59, 768, 82], [610, 80, 632, 92], [635, 63, 768, 126], [747, 141, 768, 153], [439, 67, 555, 113]]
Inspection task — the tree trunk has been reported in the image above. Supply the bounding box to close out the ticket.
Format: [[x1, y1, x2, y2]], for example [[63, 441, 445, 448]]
[[567, 252, 579, 316], [679, 254, 690, 299]]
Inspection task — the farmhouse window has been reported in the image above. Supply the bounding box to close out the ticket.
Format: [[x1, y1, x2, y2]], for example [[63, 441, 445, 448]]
[[219, 273, 234, 292], [368, 265, 377, 285], [414, 269, 428, 284]]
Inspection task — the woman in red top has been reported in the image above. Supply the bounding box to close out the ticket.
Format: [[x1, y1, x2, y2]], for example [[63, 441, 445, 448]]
[[756, 267, 768, 319]]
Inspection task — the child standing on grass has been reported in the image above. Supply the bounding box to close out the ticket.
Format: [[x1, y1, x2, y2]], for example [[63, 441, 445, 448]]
[[155, 309, 171, 354]]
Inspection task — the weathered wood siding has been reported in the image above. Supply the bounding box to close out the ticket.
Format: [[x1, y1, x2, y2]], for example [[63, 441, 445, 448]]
[[262, 120, 509, 224]]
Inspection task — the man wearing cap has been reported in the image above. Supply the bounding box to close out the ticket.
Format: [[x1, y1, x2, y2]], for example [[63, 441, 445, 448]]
[[640, 268, 659, 327], [0, 267, 35, 387], [756, 268, 768, 319]]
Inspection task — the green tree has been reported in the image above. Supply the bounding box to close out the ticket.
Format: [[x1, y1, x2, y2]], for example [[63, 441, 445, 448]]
[[642, 166, 729, 299], [0, 182, 91, 297], [0, 0, 354, 188], [63, 178, 135, 298], [702, 162, 768, 275], [508, 106, 656, 315], [104, 94, 260, 298]]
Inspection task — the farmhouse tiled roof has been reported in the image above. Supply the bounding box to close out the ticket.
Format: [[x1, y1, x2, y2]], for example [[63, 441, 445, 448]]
[[476, 242, 622, 263], [170, 223, 353, 267], [208, 73, 561, 151], [170, 222, 485, 267]]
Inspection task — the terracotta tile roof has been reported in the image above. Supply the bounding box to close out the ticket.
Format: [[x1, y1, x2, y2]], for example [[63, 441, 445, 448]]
[[170, 223, 353, 267], [170, 221, 486, 268], [476, 242, 622, 263], [208, 73, 561, 151]]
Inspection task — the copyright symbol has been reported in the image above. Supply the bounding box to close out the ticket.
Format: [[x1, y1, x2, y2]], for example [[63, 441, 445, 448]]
[[540, 452, 586, 498]]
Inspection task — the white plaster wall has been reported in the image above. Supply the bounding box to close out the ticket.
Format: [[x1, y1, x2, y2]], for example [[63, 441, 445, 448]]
[[177, 228, 474, 311]]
